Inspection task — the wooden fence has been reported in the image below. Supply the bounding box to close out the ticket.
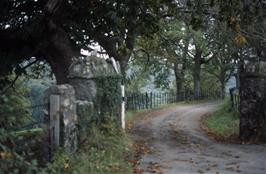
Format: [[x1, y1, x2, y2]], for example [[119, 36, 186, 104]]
[[126, 90, 220, 110], [232, 92, 240, 110], [229, 87, 240, 110]]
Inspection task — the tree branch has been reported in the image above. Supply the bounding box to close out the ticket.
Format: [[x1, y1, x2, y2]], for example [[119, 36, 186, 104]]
[[1, 59, 39, 94]]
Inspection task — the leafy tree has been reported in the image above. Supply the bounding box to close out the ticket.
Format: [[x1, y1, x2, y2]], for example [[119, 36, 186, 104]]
[[0, 76, 43, 174], [204, 22, 236, 99], [0, 76, 32, 130], [0, 0, 176, 87], [176, 0, 265, 142], [132, 18, 189, 96]]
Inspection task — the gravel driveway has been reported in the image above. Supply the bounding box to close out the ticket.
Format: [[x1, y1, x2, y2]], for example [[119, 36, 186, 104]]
[[131, 102, 266, 174]]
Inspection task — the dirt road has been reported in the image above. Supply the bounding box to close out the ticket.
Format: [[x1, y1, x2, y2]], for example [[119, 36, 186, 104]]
[[132, 102, 266, 174]]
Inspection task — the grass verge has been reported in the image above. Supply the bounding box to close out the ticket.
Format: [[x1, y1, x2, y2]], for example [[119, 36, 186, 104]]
[[72, 127, 133, 174], [202, 99, 239, 142], [46, 123, 134, 174]]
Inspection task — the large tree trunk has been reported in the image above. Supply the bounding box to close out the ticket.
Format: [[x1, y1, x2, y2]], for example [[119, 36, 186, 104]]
[[44, 28, 78, 84], [219, 71, 226, 99], [193, 49, 202, 99], [119, 58, 129, 84], [239, 61, 266, 143], [193, 67, 201, 99], [174, 62, 183, 101], [220, 80, 225, 99], [43, 0, 79, 84]]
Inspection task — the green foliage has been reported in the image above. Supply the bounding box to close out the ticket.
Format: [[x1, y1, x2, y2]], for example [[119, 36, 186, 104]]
[[0, 76, 32, 130], [0, 76, 49, 174], [0, 148, 40, 174], [0, 128, 45, 174], [94, 76, 122, 125], [0, 0, 177, 86], [27, 78, 54, 122], [71, 124, 133, 174], [200, 70, 221, 94], [49, 110, 133, 174], [205, 99, 239, 138]]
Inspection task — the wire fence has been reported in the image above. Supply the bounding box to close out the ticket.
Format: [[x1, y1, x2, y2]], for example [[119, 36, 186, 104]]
[[0, 102, 48, 164], [0, 103, 48, 131], [126, 90, 221, 110]]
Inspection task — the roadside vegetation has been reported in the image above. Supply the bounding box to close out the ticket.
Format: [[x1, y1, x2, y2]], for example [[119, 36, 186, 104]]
[[50, 124, 134, 174], [203, 99, 239, 141]]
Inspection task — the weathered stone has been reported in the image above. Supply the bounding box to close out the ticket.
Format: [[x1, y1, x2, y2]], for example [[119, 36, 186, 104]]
[[68, 55, 122, 127], [68, 56, 119, 80], [69, 78, 96, 102], [240, 61, 266, 142], [68, 56, 120, 101], [43, 84, 78, 160]]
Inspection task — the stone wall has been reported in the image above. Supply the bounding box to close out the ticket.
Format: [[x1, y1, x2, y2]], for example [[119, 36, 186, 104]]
[[68, 56, 120, 101], [68, 56, 122, 125], [239, 61, 266, 142], [42, 56, 122, 161]]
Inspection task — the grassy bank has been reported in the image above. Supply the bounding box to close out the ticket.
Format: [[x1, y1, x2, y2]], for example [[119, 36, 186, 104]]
[[203, 99, 239, 140], [44, 123, 134, 174], [71, 126, 133, 174]]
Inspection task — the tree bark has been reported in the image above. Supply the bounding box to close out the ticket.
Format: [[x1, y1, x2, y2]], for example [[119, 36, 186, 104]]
[[44, 26, 78, 84], [193, 48, 202, 99], [174, 62, 183, 101], [219, 71, 226, 99], [43, 0, 80, 84], [0, 0, 79, 85], [239, 61, 266, 143], [193, 68, 201, 99], [220, 80, 225, 99]]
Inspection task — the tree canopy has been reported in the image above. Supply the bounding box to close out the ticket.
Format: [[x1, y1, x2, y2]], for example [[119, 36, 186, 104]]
[[0, 0, 176, 86]]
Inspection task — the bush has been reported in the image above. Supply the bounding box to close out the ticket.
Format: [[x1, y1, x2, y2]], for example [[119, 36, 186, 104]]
[[41, 121, 133, 174], [0, 76, 45, 174]]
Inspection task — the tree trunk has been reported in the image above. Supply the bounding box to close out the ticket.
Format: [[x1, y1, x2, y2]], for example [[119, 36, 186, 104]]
[[239, 61, 266, 143], [119, 58, 129, 84], [193, 59, 201, 99], [219, 71, 226, 99], [174, 62, 183, 101], [43, 0, 79, 84], [193, 69, 201, 99], [220, 80, 225, 99], [193, 45, 202, 99], [44, 28, 78, 84]]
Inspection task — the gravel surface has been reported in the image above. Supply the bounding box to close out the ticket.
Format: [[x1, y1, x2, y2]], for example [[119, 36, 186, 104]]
[[131, 102, 266, 174]]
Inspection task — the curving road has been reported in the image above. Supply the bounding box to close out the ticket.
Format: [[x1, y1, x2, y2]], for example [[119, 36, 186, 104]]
[[132, 102, 266, 174]]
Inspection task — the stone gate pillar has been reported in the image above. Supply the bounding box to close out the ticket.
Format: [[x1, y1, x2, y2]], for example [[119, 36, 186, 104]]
[[43, 85, 77, 161], [239, 61, 266, 142], [68, 56, 122, 127]]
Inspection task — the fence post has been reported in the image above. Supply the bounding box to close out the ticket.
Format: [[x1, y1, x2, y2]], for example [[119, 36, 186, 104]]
[[133, 93, 136, 110], [138, 93, 142, 109], [44, 85, 77, 161], [49, 95, 60, 151], [145, 93, 148, 109], [121, 85, 125, 129], [150, 92, 153, 108], [143, 93, 146, 109], [157, 93, 159, 107]]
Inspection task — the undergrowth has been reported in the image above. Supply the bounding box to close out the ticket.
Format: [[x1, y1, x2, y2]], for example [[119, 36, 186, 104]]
[[71, 124, 133, 174], [204, 99, 239, 138], [47, 121, 134, 174]]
